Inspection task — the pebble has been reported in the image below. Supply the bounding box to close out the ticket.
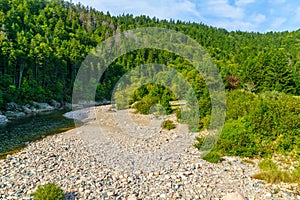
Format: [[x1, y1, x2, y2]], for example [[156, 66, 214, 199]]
[[0, 105, 298, 199]]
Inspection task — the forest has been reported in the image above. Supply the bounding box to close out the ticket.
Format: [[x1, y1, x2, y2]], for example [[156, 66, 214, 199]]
[[0, 0, 299, 164]]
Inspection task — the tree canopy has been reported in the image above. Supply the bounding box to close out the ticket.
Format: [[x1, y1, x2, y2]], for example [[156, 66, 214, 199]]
[[0, 0, 299, 109]]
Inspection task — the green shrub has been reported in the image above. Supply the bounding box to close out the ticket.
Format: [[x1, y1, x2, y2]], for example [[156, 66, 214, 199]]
[[175, 108, 181, 121], [225, 90, 258, 120], [252, 169, 293, 184], [253, 159, 300, 184], [32, 183, 65, 200], [161, 119, 175, 130], [258, 159, 278, 171], [198, 91, 300, 159], [133, 96, 159, 114], [195, 90, 300, 181], [199, 114, 211, 129], [202, 151, 222, 163]]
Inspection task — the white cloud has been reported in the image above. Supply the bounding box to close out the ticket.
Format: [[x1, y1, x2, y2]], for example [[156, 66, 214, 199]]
[[270, 17, 287, 30], [75, 0, 203, 22], [269, 0, 286, 4], [67, 0, 299, 32], [295, 7, 300, 21], [235, 0, 256, 7], [162, 0, 203, 20], [212, 19, 255, 31], [252, 14, 266, 24], [203, 0, 244, 19]]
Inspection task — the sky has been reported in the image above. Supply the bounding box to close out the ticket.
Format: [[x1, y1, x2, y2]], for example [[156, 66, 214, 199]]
[[67, 0, 300, 33]]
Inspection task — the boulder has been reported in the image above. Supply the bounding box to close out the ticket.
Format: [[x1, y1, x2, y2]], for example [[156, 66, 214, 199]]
[[22, 106, 32, 114], [6, 102, 18, 111], [29, 106, 37, 113], [63, 109, 89, 121], [24, 104, 31, 108], [49, 99, 61, 108], [0, 115, 8, 125], [64, 102, 73, 109], [32, 102, 55, 111], [223, 192, 246, 200], [102, 99, 111, 105], [5, 111, 26, 119]]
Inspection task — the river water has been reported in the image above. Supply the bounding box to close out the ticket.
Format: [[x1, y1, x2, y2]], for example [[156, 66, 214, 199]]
[[0, 110, 76, 158]]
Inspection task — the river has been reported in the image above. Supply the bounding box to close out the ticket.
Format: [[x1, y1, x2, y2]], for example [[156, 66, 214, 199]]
[[0, 110, 77, 158]]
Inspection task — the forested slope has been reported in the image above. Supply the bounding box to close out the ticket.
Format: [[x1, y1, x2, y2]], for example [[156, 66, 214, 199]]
[[0, 0, 299, 107]]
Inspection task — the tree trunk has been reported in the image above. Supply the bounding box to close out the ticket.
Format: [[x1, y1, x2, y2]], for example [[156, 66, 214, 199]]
[[18, 63, 26, 89]]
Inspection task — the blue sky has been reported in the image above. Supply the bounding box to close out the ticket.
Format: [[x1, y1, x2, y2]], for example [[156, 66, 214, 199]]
[[67, 0, 300, 33]]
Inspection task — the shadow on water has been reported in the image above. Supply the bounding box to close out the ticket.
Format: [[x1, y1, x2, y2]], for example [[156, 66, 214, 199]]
[[0, 110, 77, 159]]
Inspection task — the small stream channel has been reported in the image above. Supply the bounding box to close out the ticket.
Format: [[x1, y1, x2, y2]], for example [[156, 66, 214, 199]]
[[0, 110, 77, 158]]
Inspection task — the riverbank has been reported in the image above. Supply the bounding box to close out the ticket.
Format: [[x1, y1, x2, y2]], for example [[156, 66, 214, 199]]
[[0, 100, 111, 125], [0, 109, 75, 158], [0, 100, 66, 126], [0, 105, 299, 199]]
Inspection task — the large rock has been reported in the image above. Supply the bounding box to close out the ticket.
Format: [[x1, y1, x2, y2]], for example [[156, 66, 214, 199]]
[[0, 115, 8, 125], [223, 192, 246, 200], [6, 102, 18, 111], [32, 102, 55, 112], [49, 100, 61, 108], [103, 99, 111, 104], [5, 111, 26, 119], [22, 106, 32, 114], [63, 108, 90, 122], [64, 102, 72, 109]]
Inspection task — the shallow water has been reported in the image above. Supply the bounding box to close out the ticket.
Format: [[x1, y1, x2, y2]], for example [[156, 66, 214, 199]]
[[0, 110, 76, 156]]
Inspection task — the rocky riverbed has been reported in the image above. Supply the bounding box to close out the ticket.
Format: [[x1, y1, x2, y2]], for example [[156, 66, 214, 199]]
[[0, 105, 299, 199]]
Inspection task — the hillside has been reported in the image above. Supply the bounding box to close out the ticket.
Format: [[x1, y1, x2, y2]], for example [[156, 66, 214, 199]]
[[0, 0, 299, 106]]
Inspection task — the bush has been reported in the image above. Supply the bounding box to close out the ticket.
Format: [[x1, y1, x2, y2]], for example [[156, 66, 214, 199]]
[[252, 159, 300, 184], [202, 151, 222, 163], [133, 96, 159, 114], [161, 119, 175, 130], [258, 159, 278, 171], [195, 91, 300, 167], [32, 183, 65, 200], [225, 90, 258, 120]]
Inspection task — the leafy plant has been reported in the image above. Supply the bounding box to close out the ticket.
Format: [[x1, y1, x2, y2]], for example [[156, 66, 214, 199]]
[[161, 119, 175, 130], [202, 152, 222, 163], [195, 91, 300, 167], [133, 96, 159, 114], [32, 183, 65, 200], [252, 159, 300, 184], [258, 159, 278, 171]]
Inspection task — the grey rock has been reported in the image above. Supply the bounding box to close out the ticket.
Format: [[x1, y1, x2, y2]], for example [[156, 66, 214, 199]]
[[24, 104, 31, 108], [32, 102, 55, 112], [5, 111, 26, 119], [0, 114, 8, 125], [49, 100, 61, 108], [64, 102, 72, 109], [6, 102, 18, 111], [21, 106, 32, 114]]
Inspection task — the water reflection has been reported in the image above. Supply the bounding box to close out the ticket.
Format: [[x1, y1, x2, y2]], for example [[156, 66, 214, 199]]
[[0, 110, 75, 156]]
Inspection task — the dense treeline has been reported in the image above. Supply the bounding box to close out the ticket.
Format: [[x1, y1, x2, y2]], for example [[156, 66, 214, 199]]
[[0, 0, 299, 108]]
